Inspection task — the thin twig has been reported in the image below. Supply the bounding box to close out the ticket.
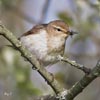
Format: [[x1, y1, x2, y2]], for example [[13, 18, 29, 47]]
[[0, 23, 100, 100], [60, 56, 91, 74], [35, 60, 100, 100], [0, 23, 64, 94], [66, 59, 100, 100]]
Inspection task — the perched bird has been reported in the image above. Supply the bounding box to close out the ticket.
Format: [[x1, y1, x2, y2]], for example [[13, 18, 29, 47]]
[[20, 20, 77, 67]]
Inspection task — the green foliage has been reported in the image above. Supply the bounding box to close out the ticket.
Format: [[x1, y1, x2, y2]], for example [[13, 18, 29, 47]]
[[0, 0, 22, 10], [14, 62, 41, 96], [1, 0, 15, 9], [58, 8, 97, 45], [0, 47, 41, 100], [58, 12, 73, 25], [0, 0, 100, 100]]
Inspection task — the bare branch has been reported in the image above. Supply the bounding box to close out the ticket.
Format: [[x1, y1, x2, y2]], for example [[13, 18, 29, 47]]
[[35, 60, 100, 100], [0, 23, 64, 94], [66, 59, 100, 100], [59, 56, 91, 74], [0, 23, 100, 100]]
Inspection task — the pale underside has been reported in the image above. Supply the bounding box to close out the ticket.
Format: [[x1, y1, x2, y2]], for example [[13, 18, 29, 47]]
[[20, 30, 66, 67]]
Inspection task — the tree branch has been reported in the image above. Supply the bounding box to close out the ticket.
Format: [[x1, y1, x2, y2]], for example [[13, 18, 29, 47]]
[[65, 59, 100, 100], [60, 56, 91, 74], [35, 60, 100, 100], [0, 23, 100, 100], [0, 23, 64, 94]]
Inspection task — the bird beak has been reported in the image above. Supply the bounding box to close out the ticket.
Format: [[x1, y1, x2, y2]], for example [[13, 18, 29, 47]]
[[68, 30, 78, 36]]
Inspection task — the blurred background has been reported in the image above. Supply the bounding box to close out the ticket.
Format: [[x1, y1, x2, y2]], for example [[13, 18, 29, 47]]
[[0, 0, 100, 100]]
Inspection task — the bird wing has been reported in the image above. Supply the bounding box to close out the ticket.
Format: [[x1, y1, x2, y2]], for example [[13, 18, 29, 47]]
[[21, 24, 47, 37]]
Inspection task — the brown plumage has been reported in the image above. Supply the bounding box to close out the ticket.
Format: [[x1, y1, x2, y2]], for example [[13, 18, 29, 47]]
[[19, 20, 77, 67]]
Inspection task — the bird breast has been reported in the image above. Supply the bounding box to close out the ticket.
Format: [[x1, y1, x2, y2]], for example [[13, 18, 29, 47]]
[[20, 30, 66, 65], [20, 30, 48, 60]]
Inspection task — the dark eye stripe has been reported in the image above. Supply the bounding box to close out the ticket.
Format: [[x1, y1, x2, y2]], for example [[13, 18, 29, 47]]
[[53, 26, 67, 33], [57, 28, 61, 31], [54, 27, 62, 32]]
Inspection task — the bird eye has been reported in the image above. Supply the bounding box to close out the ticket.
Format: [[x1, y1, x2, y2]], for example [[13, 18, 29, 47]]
[[56, 28, 61, 31]]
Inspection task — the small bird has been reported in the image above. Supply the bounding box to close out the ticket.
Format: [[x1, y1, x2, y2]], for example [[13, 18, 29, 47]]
[[20, 20, 77, 67]]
